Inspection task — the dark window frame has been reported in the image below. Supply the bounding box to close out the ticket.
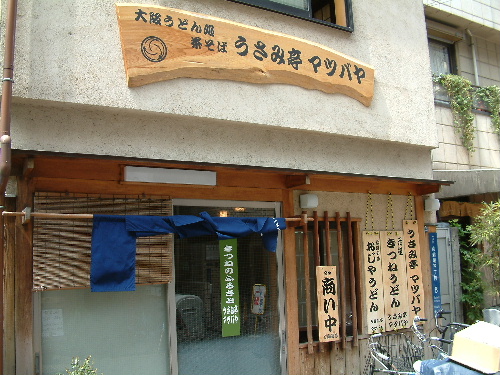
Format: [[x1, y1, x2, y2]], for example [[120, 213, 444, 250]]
[[228, 0, 354, 32], [428, 37, 457, 76]]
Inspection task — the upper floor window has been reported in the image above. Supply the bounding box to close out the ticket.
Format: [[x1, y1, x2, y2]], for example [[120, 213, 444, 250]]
[[229, 0, 353, 31], [428, 38, 456, 76]]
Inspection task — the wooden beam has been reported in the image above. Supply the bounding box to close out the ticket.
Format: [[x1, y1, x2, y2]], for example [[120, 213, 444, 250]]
[[22, 158, 34, 178], [14, 155, 447, 196], [302, 212, 314, 354], [324, 211, 331, 266], [336, 212, 346, 349], [33, 177, 283, 202], [15, 175, 34, 375], [3, 198, 15, 375], [285, 175, 309, 189], [347, 212, 358, 346], [352, 221, 364, 340], [313, 211, 320, 268], [283, 189, 300, 375]]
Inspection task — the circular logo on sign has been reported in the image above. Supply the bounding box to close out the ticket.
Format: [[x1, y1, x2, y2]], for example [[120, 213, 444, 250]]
[[141, 36, 167, 63]]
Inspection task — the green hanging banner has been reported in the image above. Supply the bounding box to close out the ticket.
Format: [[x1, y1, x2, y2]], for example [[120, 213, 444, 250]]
[[220, 238, 240, 337]]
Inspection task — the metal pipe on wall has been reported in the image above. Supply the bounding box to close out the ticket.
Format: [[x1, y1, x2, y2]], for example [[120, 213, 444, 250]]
[[0, 0, 18, 372], [466, 28, 480, 86]]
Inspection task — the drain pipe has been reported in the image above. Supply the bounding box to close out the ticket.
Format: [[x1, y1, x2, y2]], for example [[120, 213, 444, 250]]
[[0, 0, 18, 372], [466, 29, 480, 86]]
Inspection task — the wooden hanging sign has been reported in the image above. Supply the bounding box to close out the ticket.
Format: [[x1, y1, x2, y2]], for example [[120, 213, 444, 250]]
[[403, 220, 425, 320], [316, 266, 340, 342], [362, 231, 386, 333], [380, 231, 410, 331], [116, 4, 375, 106]]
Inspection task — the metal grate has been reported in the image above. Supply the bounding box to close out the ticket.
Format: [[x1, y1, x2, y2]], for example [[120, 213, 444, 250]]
[[33, 192, 173, 291]]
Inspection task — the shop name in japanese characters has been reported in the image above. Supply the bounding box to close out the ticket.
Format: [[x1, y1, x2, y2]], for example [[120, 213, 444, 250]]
[[116, 5, 375, 105]]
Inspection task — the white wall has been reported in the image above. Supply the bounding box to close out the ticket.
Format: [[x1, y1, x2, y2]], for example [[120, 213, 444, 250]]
[[12, 100, 435, 179], [6, 0, 438, 179], [9, 0, 437, 146]]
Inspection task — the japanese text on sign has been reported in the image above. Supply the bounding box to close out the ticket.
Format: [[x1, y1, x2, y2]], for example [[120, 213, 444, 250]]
[[316, 266, 340, 342], [116, 5, 375, 105], [220, 239, 241, 337], [403, 221, 425, 320], [362, 232, 386, 333], [380, 231, 410, 330]]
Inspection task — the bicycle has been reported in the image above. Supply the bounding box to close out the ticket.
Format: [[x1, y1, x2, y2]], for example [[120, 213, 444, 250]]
[[368, 331, 424, 375], [411, 315, 450, 360], [410, 311, 472, 375], [433, 309, 469, 355]]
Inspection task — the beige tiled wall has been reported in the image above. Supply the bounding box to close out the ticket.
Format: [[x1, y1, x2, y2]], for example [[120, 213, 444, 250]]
[[424, 0, 500, 29], [458, 36, 500, 86], [432, 106, 500, 170]]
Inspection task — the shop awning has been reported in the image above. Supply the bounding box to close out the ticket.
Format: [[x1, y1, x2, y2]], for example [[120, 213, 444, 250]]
[[434, 169, 500, 199]]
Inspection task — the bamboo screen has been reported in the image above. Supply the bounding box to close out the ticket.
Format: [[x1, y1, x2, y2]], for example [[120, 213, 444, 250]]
[[33, 192, 173, 291]]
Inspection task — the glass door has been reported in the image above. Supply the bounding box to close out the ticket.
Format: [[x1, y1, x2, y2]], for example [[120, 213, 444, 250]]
[[170, 200, 286, 375]]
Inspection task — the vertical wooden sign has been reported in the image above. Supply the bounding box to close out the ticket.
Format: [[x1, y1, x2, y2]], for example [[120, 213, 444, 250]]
[[316, 266, 340, 342], [403, 220, 425, 320], [362, 232, 385, 333], [380, 231, 410, 331]]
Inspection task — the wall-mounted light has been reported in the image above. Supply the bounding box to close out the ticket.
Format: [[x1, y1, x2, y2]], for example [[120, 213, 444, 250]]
[[299, 194, 319, 209], [424, 197, 441, 212], [219, 210, 228, 217], [124, 166, 216, 186]]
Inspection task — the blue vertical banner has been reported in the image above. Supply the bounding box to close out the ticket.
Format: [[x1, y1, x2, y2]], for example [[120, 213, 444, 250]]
[[429, 231, 442, 316]]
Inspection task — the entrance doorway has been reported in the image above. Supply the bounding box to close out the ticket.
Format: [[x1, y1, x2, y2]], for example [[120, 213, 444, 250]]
[[171, 200, 286, 375]]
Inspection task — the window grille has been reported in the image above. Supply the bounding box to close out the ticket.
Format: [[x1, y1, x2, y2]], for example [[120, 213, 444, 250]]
[[33, 192, 173, 291], [294, 212, 361, 348]]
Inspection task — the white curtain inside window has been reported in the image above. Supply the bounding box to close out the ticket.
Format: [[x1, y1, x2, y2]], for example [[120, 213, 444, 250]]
[[271, 0, 309, 10], [40, 285, 169, 375], [429, 40, 452, 75]]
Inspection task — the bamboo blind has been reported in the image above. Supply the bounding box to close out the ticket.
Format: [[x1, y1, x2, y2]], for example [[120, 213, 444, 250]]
[[33, 192, 173, 291]]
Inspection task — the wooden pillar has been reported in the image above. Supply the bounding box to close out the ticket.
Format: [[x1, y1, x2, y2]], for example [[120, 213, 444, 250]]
[[15, 175, 34, 375], [4, 197, 16, 375], [282, 189, 300, 375]]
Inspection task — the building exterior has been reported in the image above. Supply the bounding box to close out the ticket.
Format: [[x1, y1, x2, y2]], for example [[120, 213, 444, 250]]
[[426, 0, 500, 195], [424, 0, 500, 311], [1, 1, 447, 374]]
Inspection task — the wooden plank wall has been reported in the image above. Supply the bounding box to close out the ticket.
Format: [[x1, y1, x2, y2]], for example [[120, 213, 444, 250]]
[[297, 339, 372, 375]]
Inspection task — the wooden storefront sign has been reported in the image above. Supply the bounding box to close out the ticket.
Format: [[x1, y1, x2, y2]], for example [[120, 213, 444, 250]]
[[362, 231, 385, 333], [403, 220, 425, 320], [380, 231, 410, 331], [316, 266, 340, 342], [116, 4, 375, 106]]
